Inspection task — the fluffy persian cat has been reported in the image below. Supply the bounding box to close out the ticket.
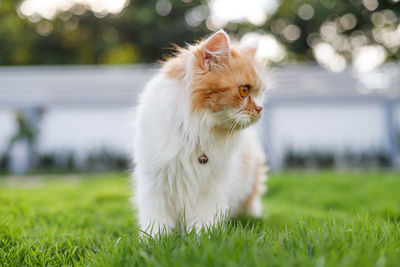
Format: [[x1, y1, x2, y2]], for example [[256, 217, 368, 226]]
[[133, 30, 267, 234]]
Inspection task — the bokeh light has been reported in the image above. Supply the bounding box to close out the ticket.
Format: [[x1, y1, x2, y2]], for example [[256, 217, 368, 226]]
[[208, 0, 278, 28], [18, 0, 130, 20]]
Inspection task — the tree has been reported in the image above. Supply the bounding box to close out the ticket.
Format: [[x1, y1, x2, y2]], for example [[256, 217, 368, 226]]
[[0, 0, 399, 67], [0, 0, 208, 64]]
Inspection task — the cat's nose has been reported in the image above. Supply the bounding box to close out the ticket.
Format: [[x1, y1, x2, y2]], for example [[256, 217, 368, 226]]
[[255, 105, 263, 114]]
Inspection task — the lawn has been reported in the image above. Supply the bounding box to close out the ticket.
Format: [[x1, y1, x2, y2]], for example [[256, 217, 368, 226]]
[[1, 171, 400, 266]]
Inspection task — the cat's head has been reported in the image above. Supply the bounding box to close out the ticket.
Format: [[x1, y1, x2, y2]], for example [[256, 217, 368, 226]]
[[190, 30, 266, 132]]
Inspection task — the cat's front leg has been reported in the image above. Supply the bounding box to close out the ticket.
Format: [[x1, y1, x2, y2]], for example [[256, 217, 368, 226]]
[[191, 212, 229, 234], [135, 189, 175, 236], [187, 197, 230, 233]]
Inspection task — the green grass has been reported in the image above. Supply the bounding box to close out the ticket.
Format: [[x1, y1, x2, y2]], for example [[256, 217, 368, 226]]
[[1, 171, 400, 266]]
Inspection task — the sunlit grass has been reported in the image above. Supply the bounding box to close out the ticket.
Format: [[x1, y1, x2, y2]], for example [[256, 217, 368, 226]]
[[1, 171, 399, 266]]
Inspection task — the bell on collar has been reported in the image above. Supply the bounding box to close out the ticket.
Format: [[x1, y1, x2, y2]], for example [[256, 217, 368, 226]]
[[198, 153, 208, 164]]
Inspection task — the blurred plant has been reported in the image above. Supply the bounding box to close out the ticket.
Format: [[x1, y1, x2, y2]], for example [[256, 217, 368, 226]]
[[9, 148, 130, 173], [0, 153, 10, 175], [9, 111, 37, 146], [283, 149, 335, 169], [283, 149, 306, 168], [397, 127, 400, 150], [283, 148, 390, 169], [85, 148, 129, 171], [342, 149, 390, 168], [36, 151, 76, 172], [7, 108, 45, 172]]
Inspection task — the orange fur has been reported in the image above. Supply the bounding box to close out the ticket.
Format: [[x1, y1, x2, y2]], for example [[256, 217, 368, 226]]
[[163, 46, 188, 81], [162, 34, 264, 120], [191, 42, 263, 114]]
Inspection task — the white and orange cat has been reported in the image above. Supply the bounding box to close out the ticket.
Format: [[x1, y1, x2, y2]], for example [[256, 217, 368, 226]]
[[133, 30, 267, 234]]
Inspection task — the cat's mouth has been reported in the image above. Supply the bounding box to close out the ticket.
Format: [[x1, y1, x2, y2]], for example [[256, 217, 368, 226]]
[[214, 109, 261, 132], [238, 110, 261, 123], [229, 113, 261, 131], [239, 115, 261, 128]]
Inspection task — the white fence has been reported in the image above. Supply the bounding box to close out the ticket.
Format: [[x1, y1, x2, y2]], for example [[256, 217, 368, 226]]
[[0, 64, 399, 170]]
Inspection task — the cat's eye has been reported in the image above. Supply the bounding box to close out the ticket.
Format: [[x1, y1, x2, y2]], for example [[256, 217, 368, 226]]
[[239, 85, 250, 97]]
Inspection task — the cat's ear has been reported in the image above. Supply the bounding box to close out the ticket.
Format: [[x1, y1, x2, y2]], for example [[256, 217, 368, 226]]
[[202, 29, 230, 69], [240, 40, 259, 58]]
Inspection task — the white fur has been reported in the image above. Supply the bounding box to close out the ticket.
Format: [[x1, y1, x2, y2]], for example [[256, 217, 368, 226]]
[[133, 46, 266, 235]]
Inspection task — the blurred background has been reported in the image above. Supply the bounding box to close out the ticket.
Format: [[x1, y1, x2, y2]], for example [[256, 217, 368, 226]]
[[0, 0, 399, 174]]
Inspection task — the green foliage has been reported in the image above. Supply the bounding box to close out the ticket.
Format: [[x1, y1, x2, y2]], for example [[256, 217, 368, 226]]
[[0, 0, 208, 65], [0, 153, 10, 174], [0, 0, 37, 64], [1, 0, 398, 65], [1, 171, 400, 266], [261, 0, 400, 61]]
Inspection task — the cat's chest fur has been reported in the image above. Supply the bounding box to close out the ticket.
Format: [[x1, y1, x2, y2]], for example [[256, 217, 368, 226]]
[[135, 74, 238, 179], [176, 138, 239, 181], [163, 129, 240, 187], [158, 136, 241, 219]]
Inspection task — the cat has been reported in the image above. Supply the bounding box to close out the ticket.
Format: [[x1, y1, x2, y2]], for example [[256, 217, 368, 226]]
[[133, 29, 267, 235]]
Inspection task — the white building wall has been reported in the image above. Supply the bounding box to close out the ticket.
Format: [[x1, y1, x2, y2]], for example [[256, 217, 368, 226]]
[[38, 107, 134, 157], [0, 65, 398, 169], [266, 103, 387, 168], [1, 103, 397, 168]]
